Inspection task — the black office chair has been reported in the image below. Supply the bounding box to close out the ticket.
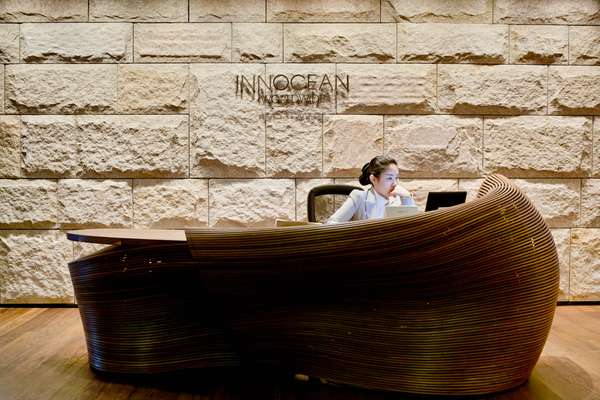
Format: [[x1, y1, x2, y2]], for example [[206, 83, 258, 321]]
[[307, 184, 364, 223]]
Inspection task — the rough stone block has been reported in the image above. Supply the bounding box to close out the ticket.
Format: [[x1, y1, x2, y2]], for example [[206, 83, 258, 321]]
[[296, 178, 334, 222], [396, 179, 459, 211], [596, 122, 600, 177], [548, 66, 600, 115], [0, 116, 20, 178], [191, 0, 265, 22], [78, 116, 189, 178], [438, 65, 547, 115], [285, 23, 395, 63], [0, 24, 18, 63], [20, 23, 132, 63], [20, 116, 79, 177], [513, 179, 580, 228], [268, 0, 379, 22], [550, 229, 570, 301], [494, 0, 600, 24], [570, 228, 600, 301], [135, 23, 231, 62], [266, 115, 322, 177], [336, 64, 436, 114], [569, 26, 600, 65], [0, 179, 57, 229], [133, 179, 208, 229], [117, 64, 188, 113], [484, 116, 592, 177], [0, 0, 87, 22], [458, 178, 484, 201], [397, 23, 507, 64], [233, 23, 282, 63], [0, 64, 3, 112], [90, 0, 187, 22], [385, 115, 483, 178], [58, 179, 132, 229], [209, 179, 295, 227], [5, 64, 117, 114], [21, 115, 189, 178], [510, 25, 568, 65], [190, 64, 265, 178], [264, 63, 337, 114], [323, 115, 383, 177], [382, 0, 492, 23], [581, 180, 600, 227], [0, 230, 73, 304]]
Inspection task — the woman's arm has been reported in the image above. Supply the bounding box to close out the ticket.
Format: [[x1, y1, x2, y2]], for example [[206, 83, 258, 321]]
[[325, 191, 361, 224]]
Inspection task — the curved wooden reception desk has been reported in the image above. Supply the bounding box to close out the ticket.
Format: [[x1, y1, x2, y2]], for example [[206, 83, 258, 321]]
[[67, 174, 560, 396]]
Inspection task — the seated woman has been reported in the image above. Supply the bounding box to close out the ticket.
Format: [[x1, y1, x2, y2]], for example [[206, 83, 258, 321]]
[[326, 155, 415, 224]]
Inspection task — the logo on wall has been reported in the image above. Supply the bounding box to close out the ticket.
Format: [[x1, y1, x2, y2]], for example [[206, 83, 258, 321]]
[[235, 73, 350, 120]]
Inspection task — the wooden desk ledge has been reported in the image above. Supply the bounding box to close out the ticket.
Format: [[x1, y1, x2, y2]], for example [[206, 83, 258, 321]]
[[66, 228, 186, 246]]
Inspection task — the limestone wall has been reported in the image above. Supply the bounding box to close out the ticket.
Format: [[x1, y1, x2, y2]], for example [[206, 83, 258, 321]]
[[0, 0, 598, 304]]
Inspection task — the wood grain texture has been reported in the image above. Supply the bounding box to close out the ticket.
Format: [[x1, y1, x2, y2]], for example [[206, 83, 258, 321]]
[[2, 306, 598, 400], [67, 174, 560, 396]]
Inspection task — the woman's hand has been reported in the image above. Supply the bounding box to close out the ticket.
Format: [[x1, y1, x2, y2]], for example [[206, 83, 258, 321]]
[[390, 186, 416, 205], [390, 186, 411, 198]]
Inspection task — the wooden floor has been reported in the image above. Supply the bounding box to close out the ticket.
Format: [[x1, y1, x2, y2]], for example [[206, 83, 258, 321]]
[[1, 306, 599, 400]]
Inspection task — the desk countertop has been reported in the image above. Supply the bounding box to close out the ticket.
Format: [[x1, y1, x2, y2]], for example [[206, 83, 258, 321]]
[[66, 229, 186, 245]]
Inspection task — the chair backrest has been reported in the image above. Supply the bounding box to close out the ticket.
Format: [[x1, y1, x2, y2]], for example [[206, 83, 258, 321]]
[[307, 184, 364, 222]]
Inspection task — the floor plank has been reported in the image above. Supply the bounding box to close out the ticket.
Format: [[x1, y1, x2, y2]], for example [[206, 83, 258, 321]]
[[0, 306, 599, 400]]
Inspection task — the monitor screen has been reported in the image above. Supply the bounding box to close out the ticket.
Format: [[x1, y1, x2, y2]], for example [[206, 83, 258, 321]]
[[425, 191, 467, 212]]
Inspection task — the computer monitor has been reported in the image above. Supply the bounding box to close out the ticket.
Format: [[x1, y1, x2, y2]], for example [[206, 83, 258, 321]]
[[425, 191, 467, 212]]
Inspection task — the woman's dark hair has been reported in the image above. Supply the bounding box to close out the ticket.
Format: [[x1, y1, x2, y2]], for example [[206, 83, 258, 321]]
[[359, 155, 397, 186]]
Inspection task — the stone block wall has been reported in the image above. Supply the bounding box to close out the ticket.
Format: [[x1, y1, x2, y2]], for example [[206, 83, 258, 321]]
[[0, 0, 598, 304]]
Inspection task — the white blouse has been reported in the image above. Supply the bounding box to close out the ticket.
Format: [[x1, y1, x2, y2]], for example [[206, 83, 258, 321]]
[[325, 186, 415, 224]]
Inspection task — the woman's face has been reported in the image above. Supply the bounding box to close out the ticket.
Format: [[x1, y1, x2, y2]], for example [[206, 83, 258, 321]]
[[370, 164, 399, 199]]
